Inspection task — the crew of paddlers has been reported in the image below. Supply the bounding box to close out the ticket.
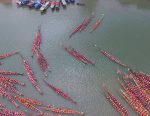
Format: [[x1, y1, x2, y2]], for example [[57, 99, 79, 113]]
[[16, 0, 85, 13], [0, 26, 86, 115], [101, 67, 150, 116], [69, 13, 104, 38], [1, 3, 149, 116]]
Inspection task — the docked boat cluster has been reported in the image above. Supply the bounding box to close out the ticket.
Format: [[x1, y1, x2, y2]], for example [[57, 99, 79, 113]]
[[16, 0, 76, 12]]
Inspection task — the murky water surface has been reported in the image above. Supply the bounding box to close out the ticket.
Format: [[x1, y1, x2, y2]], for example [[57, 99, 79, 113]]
[[0, 0, 150, 115]]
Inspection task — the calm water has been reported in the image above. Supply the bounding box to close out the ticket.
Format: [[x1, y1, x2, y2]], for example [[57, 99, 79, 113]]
[[0, 0, 150, 116]]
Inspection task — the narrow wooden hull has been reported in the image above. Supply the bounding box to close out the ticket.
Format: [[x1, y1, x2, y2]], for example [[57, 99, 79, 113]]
[[89, 14, 104, 33]]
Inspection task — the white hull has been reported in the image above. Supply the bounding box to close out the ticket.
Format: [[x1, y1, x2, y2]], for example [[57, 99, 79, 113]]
[[40, 1, 50, 11], [50, 0, 55, 9], [61, 0, 66, 6]]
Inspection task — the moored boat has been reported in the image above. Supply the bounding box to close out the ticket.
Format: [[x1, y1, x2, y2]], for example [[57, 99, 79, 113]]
[[65, 0, 70, 4], [69, 0, 75, 4], [40, 1, 50, 12], [50, 0, 55, 9], [61, 0, 67, 6], [55, 0, 60, 10], [16, 0, 30, 7], [34, 1, 42, 9], [16, 0, 22, 6], [27, 0, 35, 8]]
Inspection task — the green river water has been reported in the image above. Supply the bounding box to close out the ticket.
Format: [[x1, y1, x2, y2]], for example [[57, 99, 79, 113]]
[[0, 0, 150, 116]]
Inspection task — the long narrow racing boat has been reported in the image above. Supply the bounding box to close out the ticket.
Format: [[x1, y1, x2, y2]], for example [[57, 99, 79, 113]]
[[31, 112, 62, 116], [0, 87, 19, 108], [72, 48, 95, 65], [120, 89, 149, 116], [118, 78, 150, 111], [15, 96, 43, 114], [36, 49, 51, 77], [102, 85, 130, 116], [0, 50, 19, 60], [0, 76, 25, 86], [0, 81, 23, 96], [44, 106, 84, 115], [32, 37, 38, 58], [127, 68, 149, 87], [15, 95, 44, 106], [127, 69, 150, 94], [20, 54, 43, 95], [36, 27, 41, 48], [64, 47, 88, 64], [0, 107, 26, 116], [100, 50, 127, 68], [32, 26, 41, 57], [0, 70, 23, 76], [89, 14, 104, 33], [43, 79, 76, 103], [69, 18, 86, 38], [79, 13, 94, 32]]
